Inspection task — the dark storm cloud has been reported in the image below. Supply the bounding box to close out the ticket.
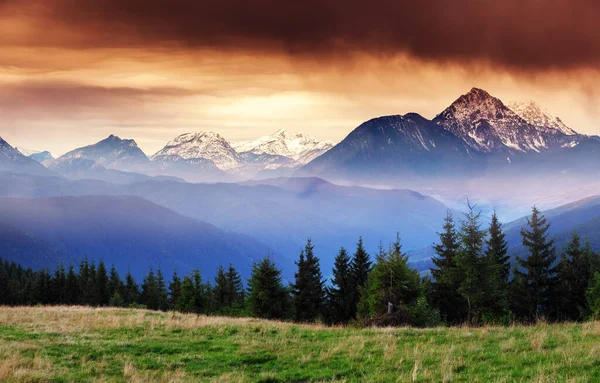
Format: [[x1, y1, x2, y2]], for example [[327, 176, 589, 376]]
[[2, 0, 599, 70]]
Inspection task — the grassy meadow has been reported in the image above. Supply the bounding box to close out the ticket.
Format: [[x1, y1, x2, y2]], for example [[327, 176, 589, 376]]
[[0, 307, 600, 382]]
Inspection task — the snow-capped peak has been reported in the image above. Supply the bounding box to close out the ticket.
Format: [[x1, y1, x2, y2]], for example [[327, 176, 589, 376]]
[[507, 100, 577, 136], [152, 131, 242, 171], [232, 129, 335, 164], [15, 147, 41, 157]]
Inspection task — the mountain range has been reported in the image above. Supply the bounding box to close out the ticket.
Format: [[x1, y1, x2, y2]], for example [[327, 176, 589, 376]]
[[2, 87, 600, 278], [300, 88, 594, 183], [32, 129, 335, 183]]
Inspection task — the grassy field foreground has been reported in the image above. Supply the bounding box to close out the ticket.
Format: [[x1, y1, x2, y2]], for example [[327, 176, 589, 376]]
[[1, 307, 600, 382]]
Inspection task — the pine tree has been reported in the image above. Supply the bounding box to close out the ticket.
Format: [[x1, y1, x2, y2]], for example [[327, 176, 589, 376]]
[[176, 275, 196, 313], [225, 264, 244, 307], [96, 260, 110, 306], [482, 210, 510, 320], [141, 269, 160, 310], [510, 206, 557, 322], [247, 257, 290, 319], [359, 235, 420, 318], [586, 273, 600, 318], [292, 239, 325, 322], [51, 265, 67, 304], [555, 233, 590, 321], [456, 203, 487, 325], [191, 269, 210, 314], [168, 270, 182, 310], [123, 272, 139, 306], [156, 269, 169, 311], [349, 237, 371, 319], [430, 211, 467, 324], [78, 259, 92, 305], [65, 265, 80, 305], [108, 265, 123, 302], [213, 265, 229, 312], [327, 247, 354, 324]]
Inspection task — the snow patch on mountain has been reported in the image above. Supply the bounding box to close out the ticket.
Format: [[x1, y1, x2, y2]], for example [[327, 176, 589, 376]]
[[232, 129, 335, 165], [507, 100, 577, 136], [151, 132, 242, 171], [433, 88, 578, 154]]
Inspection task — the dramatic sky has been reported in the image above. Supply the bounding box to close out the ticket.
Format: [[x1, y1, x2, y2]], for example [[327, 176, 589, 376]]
[[1, 0, 599, 156]]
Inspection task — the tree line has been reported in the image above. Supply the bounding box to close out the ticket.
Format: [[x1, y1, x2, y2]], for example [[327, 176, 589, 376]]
[[2, 205, 600, 326]]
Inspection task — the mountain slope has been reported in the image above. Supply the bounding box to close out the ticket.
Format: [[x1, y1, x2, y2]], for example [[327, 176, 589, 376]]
[[233, 129, 335, 165], [433, 88, 579, 154], [0, 137, 55, 176], [504, 195, 600, 258], [152, 132, 242, 171], [299, 113, 479, 181], [52, 135, 150, 172], [507, 100, 576, 136], [0, 196, 273, 279]]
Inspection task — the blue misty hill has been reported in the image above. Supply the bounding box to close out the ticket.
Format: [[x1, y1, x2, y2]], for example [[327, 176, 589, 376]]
[[0, 195, 275, 280]]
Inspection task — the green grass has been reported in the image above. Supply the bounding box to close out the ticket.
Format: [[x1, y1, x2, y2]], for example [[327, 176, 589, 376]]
[[1, 307, 600, 382]]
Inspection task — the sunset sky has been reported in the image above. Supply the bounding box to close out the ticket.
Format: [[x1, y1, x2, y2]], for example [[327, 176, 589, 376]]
[[0, 0, 599, 156]]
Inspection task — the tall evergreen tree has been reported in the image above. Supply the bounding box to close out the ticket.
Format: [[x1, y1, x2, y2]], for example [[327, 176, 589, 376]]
[[482, 210, 510, 320], [156, 269, 169, 311], [555, 233, 590, 321], [247, 257, 290, 319], [213, 265, 229, 312], [108, 265, 123, 301], [78, 259, 92, 305], [141, 269, 160, 310], [430, 211, 467, 324], [349, 237, 371, 319], [51, 265, 67, 304], [292, 239, 325, 322], [95, 260, 110, 306], [225, 264, 244, 307], [65, 265, 80, 305], [456, 203, 487, 325], [359, 235, 421, 318], [123, 271, 139, 306], [176, 275, 196, 313], [191, 269, 211, 314], [510, 206, 557, 322], [168, 270, 182, 309], [327, 247, 354, 324]]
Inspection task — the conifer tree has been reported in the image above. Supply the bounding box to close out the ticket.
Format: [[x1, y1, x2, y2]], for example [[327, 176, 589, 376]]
[[456, 203, 487, 325], [483, 211, 510, 319], [96, 260, 110, 306], [247, 257, 290, 319], [78, 259, 92, 305], [65, 265, 80, 305], [141, 269, 160, 310], [292, 239, 325, 322], [191, 269, 210, 314], [327, 247, 354, 324], [156, 269, 169, 311], [213, 265, 229, 312], [168, 270, 182, 309], [51, 265, 67, 304], [108, 265, 123, 302], [123, 271, 139, 306], [430, 211, 467, 324], [510, 206, 557, 322], [176, 275, 196, 313], [359, 235, 420, 318], [350, 237, 371, 319], [555, 233, 590, 320], [225, 264, 244, 307]]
